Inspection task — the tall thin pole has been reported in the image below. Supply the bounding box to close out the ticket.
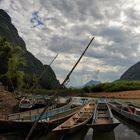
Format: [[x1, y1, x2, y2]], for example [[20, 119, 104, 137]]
[[60, 36, 95, 87], [30, 54, 58, 90], [49, 54, 58, 66], [25, 37, 95, 140]]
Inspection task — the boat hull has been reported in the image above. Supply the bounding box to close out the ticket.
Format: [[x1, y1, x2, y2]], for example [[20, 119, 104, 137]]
[[53, 117, 91, 134], [46, 105, 82, 129], [52, 103, 95, 134], [90, 99, 120, 132], [109, 103, 140, 124], [91, 122, 120, 132], [0, 105, 81, 133], [0, 120, 45, 133]]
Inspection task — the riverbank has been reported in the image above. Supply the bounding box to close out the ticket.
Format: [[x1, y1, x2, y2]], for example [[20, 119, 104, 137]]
[[0, 90, 18, 117], [84, 90, 140, 99], [0, 89, 140, 117]]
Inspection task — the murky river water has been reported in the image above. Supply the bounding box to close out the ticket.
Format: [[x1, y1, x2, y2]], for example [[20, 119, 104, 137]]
[[0, 116, 140, 140]]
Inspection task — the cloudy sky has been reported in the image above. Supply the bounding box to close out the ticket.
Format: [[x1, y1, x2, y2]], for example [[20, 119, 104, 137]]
[[0, 0, 140, 87]]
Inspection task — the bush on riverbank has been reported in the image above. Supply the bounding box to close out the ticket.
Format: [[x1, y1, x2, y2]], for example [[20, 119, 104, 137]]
[[23, 81, 140, 96], [82, 81, 140, 92], [30, 88, 84, 96]]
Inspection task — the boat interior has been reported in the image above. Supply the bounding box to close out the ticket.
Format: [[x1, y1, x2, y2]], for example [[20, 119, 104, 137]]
[[95, 103, 112, 124], [56, 103, 95, 129]]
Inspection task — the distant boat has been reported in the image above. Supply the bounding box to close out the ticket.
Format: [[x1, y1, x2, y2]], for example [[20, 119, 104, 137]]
[[34, 96, 49, 108], [90, 99, 120, 132], [19, 97, 35, 111], [19, 95, 53, 111], [19, 95, 71, 111], [52, 102, 95, 134], [109, 101, 140, 124], [55, 96, 71, 106]]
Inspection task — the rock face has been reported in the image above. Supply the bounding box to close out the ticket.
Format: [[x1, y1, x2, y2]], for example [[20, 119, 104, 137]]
[[0, 9, 60, 89], [120, 61, 140, 81], [0, 9, 26, 51]]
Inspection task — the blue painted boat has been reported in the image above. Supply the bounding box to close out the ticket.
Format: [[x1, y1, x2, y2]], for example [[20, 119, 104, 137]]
[[0, 102, 82, 132]]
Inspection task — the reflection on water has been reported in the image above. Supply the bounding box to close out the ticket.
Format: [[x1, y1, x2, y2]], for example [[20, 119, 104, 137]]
[[39, 126, 90, 140], [60, 126, 89, 140], [0, 118, 140, 140], [115, 115, 140, 136], [84, 128, 93, 140], [0, 132, 25, 140], [38, 122, 140, 140], [92, 131, 115, 140], [115, 124, 140, 140], [84, 128, 115, 140], [84, 124, 140, 140]]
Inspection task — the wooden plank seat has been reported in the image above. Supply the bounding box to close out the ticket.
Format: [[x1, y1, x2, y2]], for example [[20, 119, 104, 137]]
[[76, 117, 87, 122], [52, 103, 96, 133], [61, 125, 72, 128], [98, 114, 108, 117], [96, 118, 111, 124]]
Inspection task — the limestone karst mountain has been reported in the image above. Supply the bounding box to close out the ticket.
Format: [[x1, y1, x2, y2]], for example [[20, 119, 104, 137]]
[[120, 61, 140, 81], [0, 9, 60, 89]]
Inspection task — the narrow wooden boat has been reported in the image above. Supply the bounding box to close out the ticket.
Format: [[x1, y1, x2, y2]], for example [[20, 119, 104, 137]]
[[0, 102, 82, 132], [109, 101, 140, 124], [52, 102, 95, 134], [90, 99, 120, 132], [32, 103, 83, 125]]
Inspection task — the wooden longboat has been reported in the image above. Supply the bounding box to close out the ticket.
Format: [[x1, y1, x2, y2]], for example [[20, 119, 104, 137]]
[[0, 104, 57, 132], [32, 103, 83, 125], [52, 102, 95, 134], [90, 99, 120, 132], [109, 101, 140, 124], [0, 102, 82, 132]]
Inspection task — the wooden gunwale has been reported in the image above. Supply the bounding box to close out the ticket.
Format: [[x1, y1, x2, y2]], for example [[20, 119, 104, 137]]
[[52, 102, 95, 133]]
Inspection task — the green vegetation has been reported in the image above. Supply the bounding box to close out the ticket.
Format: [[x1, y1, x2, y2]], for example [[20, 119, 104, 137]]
[[7, 46, 26, 89], [0, 37, 59, 92], [29, 88, 84, 96], [24, 81, 140, 96], [0, 38, 26, 90], [82, 81, 140, 92]]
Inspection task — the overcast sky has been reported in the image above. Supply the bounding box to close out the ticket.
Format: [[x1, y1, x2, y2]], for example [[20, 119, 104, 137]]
[[0, 0, 140, 87]]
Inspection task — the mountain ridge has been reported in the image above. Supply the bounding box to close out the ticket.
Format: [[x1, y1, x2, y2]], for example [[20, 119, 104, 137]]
[[120, 61, 140, 81], [0, 9, 60, 89], [84, 80, 101, 87]]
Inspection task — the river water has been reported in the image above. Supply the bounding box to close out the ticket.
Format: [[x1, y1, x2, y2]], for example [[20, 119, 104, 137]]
[[0, 116, 140, 140]]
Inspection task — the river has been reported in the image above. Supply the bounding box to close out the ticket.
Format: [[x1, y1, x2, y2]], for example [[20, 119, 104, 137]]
[[0, 116, 140, 140]]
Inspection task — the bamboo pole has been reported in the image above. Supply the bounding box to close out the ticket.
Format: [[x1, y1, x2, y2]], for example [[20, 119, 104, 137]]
[[25, 37, 95, 140]]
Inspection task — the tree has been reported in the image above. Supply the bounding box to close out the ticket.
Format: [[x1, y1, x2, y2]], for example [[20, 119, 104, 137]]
[[0, 38, 26, 90], [7, 46, 26, 89]]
